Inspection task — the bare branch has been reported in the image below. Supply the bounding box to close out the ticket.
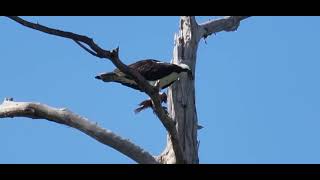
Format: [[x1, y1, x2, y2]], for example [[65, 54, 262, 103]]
[[5, 16, 150, 92], [198, 16, 250, 41], [0, 98, 158, 164], [5, 16, 184, 163], [73, 40, 100, 57]]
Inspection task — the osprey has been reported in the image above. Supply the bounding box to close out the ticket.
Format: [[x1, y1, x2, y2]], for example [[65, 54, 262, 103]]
[[95, 59, 192, 113], [95, 59, 192, 91]]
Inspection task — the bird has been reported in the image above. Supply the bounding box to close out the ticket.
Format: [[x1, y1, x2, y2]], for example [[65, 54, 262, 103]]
[[95, 59, 192, 113], [95, 59, 192, 91]]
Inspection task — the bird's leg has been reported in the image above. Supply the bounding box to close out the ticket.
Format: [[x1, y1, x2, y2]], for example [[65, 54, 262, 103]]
[[154, 80, 166, 110], [154, 80, 161, 92], [159, 92, 168, 113]]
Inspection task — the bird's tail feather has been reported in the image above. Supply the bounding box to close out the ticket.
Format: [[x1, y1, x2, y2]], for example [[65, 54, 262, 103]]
[[95, 72, 118, 82]]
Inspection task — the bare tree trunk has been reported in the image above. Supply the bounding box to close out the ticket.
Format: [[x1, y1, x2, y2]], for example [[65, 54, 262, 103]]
[[158, 16, 250, 164], [159, 16, 200, 164]]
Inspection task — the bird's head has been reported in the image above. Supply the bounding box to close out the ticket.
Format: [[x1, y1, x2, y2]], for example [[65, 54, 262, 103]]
[[178, 63, 191, 71], [177, 63, 194, 80]]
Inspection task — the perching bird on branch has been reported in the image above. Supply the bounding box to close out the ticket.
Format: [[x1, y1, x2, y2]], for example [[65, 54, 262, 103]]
[[95, 59, 192, 113]]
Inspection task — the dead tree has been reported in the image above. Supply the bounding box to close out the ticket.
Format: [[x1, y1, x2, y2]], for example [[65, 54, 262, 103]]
[[0, 16, 249, 164]]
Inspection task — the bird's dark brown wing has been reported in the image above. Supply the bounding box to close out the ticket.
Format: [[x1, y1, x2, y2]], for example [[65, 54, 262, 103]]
[[129, 59, 185, 81], [96, 59, 185, 91]]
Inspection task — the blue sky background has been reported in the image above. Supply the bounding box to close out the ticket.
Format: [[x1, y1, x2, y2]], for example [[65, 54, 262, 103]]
[[1, 16, 320, 164]]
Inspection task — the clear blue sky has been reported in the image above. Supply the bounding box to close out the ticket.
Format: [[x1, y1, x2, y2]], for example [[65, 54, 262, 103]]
[[1, 16, 320, 164]]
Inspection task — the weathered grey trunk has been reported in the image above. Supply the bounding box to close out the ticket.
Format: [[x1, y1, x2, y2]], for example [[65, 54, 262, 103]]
[[159, 16, 200, 164]]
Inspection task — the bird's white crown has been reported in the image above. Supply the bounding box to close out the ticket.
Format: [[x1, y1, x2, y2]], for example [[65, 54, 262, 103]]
[[178, 63, 191, 71]]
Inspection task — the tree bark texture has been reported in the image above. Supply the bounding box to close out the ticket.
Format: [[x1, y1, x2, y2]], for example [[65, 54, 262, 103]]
[[159, 16, 250, 164]]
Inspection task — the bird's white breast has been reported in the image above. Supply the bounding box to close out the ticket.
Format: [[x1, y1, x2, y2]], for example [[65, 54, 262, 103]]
[[148, 72, 181, 88]]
